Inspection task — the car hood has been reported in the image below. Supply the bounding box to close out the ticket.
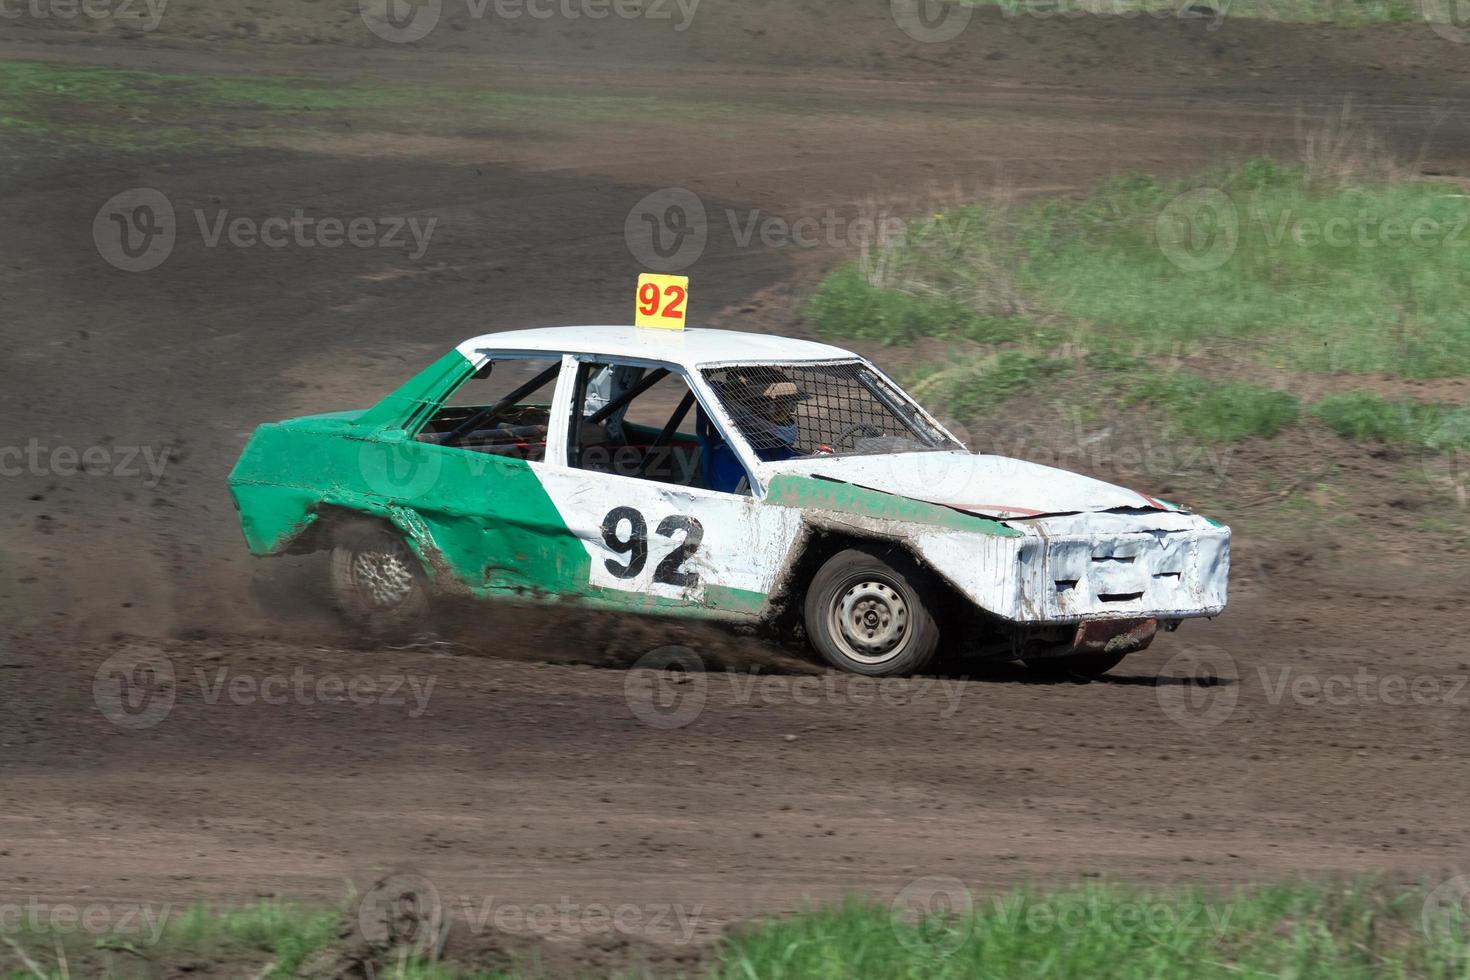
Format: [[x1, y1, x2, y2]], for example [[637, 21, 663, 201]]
[[768, 451, 1168, 520]]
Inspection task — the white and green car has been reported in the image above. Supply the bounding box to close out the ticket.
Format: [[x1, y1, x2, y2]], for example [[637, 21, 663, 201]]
[[228, 325, 1230, 676]]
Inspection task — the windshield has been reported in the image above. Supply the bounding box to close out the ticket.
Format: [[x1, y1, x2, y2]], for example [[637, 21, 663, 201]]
[[701, 361, 964, 461]]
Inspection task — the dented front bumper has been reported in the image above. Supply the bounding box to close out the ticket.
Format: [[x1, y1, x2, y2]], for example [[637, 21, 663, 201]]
[[906, 509, 1231, 626]]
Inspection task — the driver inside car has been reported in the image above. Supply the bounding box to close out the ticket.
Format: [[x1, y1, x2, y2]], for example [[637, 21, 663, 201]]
[[699, 375, 809, 494]]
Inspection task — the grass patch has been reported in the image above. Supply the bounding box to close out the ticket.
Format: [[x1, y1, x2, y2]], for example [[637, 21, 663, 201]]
[[906, 357, 1300, 445], [905, 351, 1069, 418], [1313, 391, 1470, 450], [3, 881, 1468, 978], [808, 156, 1470, 378], [164, 902, 340, 976], [0, 59, 839, 155], [717, 880, 1470, 980], [1122, 370, 1302, 443], [806, 266, 1026, 345]]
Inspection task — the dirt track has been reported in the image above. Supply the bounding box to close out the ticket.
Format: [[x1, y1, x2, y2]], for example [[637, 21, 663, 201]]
[[3, 2, 1470, 957]]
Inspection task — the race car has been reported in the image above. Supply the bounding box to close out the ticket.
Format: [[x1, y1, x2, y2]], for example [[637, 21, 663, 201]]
[[228, 323, 1230, 677]]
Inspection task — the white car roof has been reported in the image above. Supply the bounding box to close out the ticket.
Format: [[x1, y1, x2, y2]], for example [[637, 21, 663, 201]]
[[456, 325, 857, 369]]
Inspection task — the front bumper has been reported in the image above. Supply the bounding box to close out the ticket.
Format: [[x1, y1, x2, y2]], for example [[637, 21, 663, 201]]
[[910, 510, 1231, 625]]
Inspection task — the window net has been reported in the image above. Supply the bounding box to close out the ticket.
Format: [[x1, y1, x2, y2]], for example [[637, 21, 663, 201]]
[[701, 361, 959, 460]]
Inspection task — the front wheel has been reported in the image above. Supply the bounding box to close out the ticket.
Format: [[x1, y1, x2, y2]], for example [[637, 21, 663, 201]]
[[328, 521, 432, 638], [803, 548, 941, 676]]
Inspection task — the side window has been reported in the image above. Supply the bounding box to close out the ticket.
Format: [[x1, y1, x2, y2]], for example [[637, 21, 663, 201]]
[[416, 356, 561, 462], [567, 360, 745, 491]]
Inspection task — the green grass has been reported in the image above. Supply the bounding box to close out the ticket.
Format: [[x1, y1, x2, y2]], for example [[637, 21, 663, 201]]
[[4, 881, 1468, 979], [1122, 370, 1302, 443], [0, 59, 829, 154], [804, 266, 1026, 346], [718, 881, 1470, 980], [1313, 391, 1470, 450], [906, 351, 1069, 418], [808, 158, 1470, 378], [164, 902, 340, 976]]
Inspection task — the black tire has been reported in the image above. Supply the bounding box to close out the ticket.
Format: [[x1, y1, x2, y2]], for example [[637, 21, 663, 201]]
[[1022, 651, 1128, 679], [328, 521, 432, 638], [803, 548, 941, 676]]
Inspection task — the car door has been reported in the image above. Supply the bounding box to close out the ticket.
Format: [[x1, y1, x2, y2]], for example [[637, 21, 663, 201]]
[[532, 355, 802, 618]]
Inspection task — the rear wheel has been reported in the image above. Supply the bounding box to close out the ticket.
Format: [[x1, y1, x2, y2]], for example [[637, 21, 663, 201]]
[[803, 548, 940, 677], [328, 521, 431, 638]]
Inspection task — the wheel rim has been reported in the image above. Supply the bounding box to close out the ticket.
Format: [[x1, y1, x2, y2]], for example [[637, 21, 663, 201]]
[[828, 578, 910, 665], [351, 540, 417, 608]]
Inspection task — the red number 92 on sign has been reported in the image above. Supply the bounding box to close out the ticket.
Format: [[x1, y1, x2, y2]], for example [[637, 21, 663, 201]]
[[634, 273, 688, 330]]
